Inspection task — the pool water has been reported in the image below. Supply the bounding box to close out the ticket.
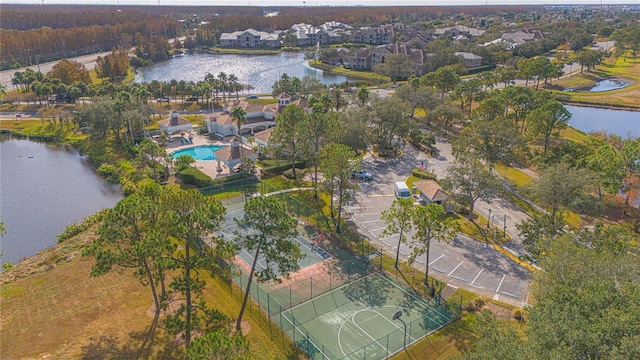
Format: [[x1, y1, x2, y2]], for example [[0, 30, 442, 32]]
[[172, 145, 226, 161]]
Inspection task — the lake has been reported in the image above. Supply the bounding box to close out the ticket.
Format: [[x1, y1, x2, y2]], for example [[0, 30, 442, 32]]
[[0, 139, 122, 266], [135, 52, 350, 94], [566, 106, 639, 138]]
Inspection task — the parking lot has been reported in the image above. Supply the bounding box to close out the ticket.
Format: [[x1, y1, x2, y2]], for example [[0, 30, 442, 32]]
[[344, 145, 531, 305]]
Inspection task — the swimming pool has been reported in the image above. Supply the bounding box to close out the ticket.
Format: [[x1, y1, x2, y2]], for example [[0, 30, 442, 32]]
[[172, 145, 226, 161]]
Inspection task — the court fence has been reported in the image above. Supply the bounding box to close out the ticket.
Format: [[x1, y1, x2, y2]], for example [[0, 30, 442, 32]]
[[231, 252, 383, 318], [275, 273, 463, 360]]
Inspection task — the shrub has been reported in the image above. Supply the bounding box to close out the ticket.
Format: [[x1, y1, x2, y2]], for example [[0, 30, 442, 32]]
[[179, 167, 214, 188], [56, 209, 107, 243], [411, 168, 437, 180], [261, 160, 306, 178], [284, 168, 306, 179], [119, 177, 138, 196], [97, 163, 120, 183]]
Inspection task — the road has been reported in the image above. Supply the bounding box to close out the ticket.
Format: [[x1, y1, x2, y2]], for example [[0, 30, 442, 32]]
[[1, 37, 186, 91], [1, 51, 112, 91]]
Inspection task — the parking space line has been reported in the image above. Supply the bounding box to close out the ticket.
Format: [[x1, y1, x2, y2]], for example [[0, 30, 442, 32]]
[[359, 219, 383, 224], [350, 212, 378, 216], [447, 261, 464, 277], [470, 269, 484, 285], [496, 274, 506, 293], [369, 226, 387, 232], [429, 254, 445, 265]]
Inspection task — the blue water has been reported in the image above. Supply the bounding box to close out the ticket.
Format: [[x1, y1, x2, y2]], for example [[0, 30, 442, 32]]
[[172, 145, 226, 161], [135, 52, 350, 94], [566, 106, 639, 138], [0, 139, 122, 265]]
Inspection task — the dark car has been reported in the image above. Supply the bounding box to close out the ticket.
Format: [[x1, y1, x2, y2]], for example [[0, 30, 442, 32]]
[[186, 97, 199, 102], [246, 95, 258, 99]]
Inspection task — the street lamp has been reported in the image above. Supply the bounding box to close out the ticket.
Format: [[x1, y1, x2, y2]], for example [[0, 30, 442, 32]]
[[392, 311, 407, 350], [487, 209, 492, 229], [27, 48, 33, 66]]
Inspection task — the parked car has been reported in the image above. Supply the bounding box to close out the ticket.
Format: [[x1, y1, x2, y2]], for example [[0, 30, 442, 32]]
[[351, 169, 373, 181], [186, 97, 198, 102], [157, 96, 171, 102], [246, 95, 258, 99]]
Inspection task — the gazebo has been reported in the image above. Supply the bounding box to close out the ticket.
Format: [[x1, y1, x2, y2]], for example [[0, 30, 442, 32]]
[[214, 137, 258, 171], [158, 110, 193, 136]]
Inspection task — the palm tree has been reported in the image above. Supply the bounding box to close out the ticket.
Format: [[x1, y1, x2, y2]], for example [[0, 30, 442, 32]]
[[218, 72, 228, 102], [231, 105, 247, 176], [356, 85, 370, 106]]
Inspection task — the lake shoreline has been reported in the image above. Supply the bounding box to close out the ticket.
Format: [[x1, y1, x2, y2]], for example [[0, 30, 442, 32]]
[[559, 100, 640, 112]]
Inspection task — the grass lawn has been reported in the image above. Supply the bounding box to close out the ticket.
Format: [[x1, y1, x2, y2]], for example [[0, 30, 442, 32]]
[[494, 164, 534, 188], [559, 126, 593, 145], [309, 60, 390, 82], [0, 228, 304, 359]]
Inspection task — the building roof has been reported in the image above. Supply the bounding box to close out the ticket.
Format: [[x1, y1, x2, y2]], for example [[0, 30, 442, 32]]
[[414, 180, 448, 203], [158, 111, 193, 134], [455, 52, 483, 60], [214, 138, 258, 163], [254, 127, 274, 143]]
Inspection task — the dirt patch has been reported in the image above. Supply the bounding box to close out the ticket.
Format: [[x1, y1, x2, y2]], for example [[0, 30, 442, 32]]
[[482, 302, 514, 320]]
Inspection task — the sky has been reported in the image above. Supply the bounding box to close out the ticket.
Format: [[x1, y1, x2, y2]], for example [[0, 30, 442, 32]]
[[2, 0, 638, 6]]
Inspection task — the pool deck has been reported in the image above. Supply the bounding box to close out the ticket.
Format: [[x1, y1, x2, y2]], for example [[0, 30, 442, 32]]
[[164, 134, 249, 179]]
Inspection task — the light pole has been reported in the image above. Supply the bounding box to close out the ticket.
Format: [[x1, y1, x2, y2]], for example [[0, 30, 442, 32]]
[[27, 48, 32, 66], [392, 311, 407, 350], [487, 208, 492, 229]]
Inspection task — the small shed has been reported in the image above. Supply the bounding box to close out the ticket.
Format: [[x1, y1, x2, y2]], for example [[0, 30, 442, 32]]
[[158, 110, 193, 135], [414, 180, 448, 205]]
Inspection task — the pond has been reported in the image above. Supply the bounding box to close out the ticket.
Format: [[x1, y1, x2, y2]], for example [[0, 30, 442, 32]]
[[135, 52, 351, 94], [583, 79, 629, 92], [0, 139, 122, 266], [566, 105, 639, 138]]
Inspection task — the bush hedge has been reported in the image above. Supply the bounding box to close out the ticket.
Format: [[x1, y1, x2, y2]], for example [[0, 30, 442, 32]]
[[179, 167, 214, 188], [411, 168, 437, 180], [261, 160, 306, 178]]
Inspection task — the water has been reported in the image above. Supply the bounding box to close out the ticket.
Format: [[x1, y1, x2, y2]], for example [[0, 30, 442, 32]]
[[586, 79, 628, 92], [0, 139, 122, 265], [172, 145, 226, 161], [135, 52, 350, 94], [566, 106, 639, 138]]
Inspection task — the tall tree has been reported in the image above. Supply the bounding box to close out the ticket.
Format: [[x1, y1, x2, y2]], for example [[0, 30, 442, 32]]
[[164, 188, 234, 348], [84, 183, 173, 321], [234, 196, 303, 331], [231, 105, 247, 175], [373, 53, 414, 84], [301, 109, 336, 198], [527, 99, 571, 154], [272, 104, 308, 178], [442, 156, 500, 221], [381, 198, 414, 269], [531, 162, 594, 218], [410, 204, 457, 286], [47, 58, 90, 85], [421, 65, 461, 100], [456, 116, 524, 169], [320, 143, 358, 233], [370, 96, 411, 151]]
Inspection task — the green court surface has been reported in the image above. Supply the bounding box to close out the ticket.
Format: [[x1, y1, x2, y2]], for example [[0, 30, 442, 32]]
[[273, 272, 460, 360]]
